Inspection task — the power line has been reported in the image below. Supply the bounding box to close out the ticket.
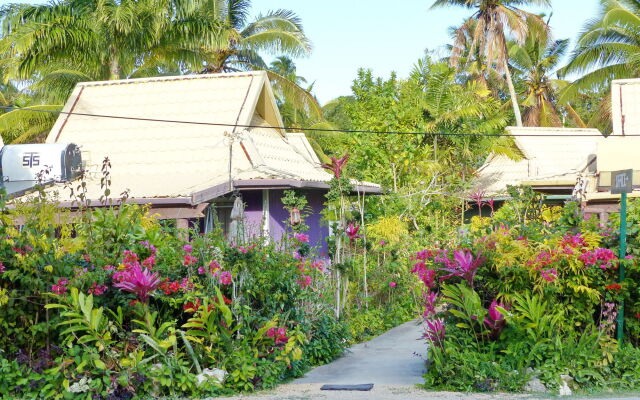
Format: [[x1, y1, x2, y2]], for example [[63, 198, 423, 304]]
[[0, 104, 627, 137]]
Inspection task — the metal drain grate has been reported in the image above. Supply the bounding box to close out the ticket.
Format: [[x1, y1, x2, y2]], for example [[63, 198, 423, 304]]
[[320, 384, 374, 391]]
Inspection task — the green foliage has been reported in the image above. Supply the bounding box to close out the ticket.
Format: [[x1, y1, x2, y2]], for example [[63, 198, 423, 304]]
[[0, 187, 349, 398], [419, 199, 640, 393]]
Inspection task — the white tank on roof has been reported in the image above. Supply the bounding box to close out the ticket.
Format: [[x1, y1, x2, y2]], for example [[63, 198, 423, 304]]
[[0, 142, 82, 196]]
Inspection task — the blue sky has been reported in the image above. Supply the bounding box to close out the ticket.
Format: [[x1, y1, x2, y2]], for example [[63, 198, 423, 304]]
[[1, 0, 602, 104], [252, 0, 601, 103]]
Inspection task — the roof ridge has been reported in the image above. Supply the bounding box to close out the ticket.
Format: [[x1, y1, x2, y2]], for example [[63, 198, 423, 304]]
[[77, 71, 267, 87]]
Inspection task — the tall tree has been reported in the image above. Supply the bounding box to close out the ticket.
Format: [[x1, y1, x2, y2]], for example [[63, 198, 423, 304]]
[[431, 0, 551, 127], [197, 1, 311, 74], [507, 19, 570, 127], [559, 0, 640, 132], [0, 0, 317, 142]]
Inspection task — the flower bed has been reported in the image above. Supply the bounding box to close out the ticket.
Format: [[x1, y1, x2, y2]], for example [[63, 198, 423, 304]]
[[415, 199, 640, 393], [0, 196, 349, 398]]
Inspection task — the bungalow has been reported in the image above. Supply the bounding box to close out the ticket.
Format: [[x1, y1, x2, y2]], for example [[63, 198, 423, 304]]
[[473, 78, 640, 220], [471, 126, 601, 209], [30, 71, 380, 251]]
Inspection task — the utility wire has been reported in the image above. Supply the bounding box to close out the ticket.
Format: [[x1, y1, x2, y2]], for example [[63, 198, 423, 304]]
[[0, 104, 629, 137]]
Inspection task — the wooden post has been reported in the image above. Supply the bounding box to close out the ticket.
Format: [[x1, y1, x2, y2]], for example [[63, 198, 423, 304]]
[[176, 218, 189, 241]]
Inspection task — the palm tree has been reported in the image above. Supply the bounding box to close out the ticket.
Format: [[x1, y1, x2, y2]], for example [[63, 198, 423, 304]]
[[0, 0, 316, 142], [196, 1, 311, 74], [559, 0, 640, 131], [507, 20, 570, 127], [431, 0, 551, 127], [269, 56, 307, 86]]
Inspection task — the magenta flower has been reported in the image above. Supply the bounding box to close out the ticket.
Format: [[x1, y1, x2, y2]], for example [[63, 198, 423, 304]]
[[197, 267, 206, 275], [0, 262, 5, 274], [51, 278, 68, 295], [183, 244, 193, 253], [540, 268, 558, 282], [122, 250, 139, 265], [484, 300, 508, 340], [113, 265, 161, 302], [294, 233, 310, 243], [218, 271, 233, 285], [424, 291, 438, 317], [321, 154, 349, 179], [423, 318, 446, 347], [345, 222, 361, 242], [88, 283, 108, 296], [389, 281, 397, 288], [297, 275, 312, 288], [142, 255, 156, 268], [439, 250, 484, 287]]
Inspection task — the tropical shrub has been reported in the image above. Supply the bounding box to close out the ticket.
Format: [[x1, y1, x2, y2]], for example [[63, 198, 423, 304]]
[[415, 194, 640, 393]]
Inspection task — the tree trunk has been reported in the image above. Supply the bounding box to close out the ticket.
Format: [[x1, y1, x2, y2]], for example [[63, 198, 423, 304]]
[[109, 50, 120, 80], [503, 58, 522, 127]]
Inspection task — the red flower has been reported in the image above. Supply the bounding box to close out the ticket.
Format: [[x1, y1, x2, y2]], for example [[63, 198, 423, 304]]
[[605, 283, 622, 291]]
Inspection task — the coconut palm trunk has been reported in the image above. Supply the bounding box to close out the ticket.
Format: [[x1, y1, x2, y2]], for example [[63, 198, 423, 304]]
[[503, 57, 523, 127]]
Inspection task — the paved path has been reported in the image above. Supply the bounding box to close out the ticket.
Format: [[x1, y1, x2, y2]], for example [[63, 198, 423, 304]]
[[294, 319, 426, 385]]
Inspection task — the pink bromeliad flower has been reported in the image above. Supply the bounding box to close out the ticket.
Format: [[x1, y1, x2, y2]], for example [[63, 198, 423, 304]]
[[321, 154, 349, 179], [439, 250, 484, 287], [484, 300, 508, 340], [0, 262, 5, 274], [345, 222, 360, 242], [424, 291, 438, 317], [113, 265, 161, 302], [423, 318, 446, 347]]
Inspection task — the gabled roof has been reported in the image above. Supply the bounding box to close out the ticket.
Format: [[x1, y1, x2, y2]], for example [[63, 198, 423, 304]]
[[44, 71, 379, 205], [473, 127, 602, 196]]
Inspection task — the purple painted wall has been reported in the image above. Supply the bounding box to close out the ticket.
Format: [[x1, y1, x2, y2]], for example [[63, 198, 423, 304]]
[[241, 190, 264, 240], [231, 189, 329, 255], [267, 189, 329, 256]]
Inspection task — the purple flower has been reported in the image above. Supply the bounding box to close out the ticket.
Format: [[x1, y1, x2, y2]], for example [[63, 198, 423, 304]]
[[113, 265, 161, 302], [0, 262, 5, 274], [423, 318, 446, 347], [389, 281, 397, 288], [439, 250, 484, 287], [183, 244, 193, 254]]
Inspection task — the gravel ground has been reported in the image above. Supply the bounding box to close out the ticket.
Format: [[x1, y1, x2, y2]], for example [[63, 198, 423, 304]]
[[212, 384, 639, 400]]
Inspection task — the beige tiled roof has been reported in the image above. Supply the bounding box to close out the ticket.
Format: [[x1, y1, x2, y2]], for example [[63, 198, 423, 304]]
[[42, 71, 376, 204], [474, 127, 603, 196]]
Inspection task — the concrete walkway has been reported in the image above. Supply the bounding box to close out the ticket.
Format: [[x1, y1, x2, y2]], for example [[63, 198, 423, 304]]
[[214, 320, 640, 400], [293, 319, 426, 385]]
